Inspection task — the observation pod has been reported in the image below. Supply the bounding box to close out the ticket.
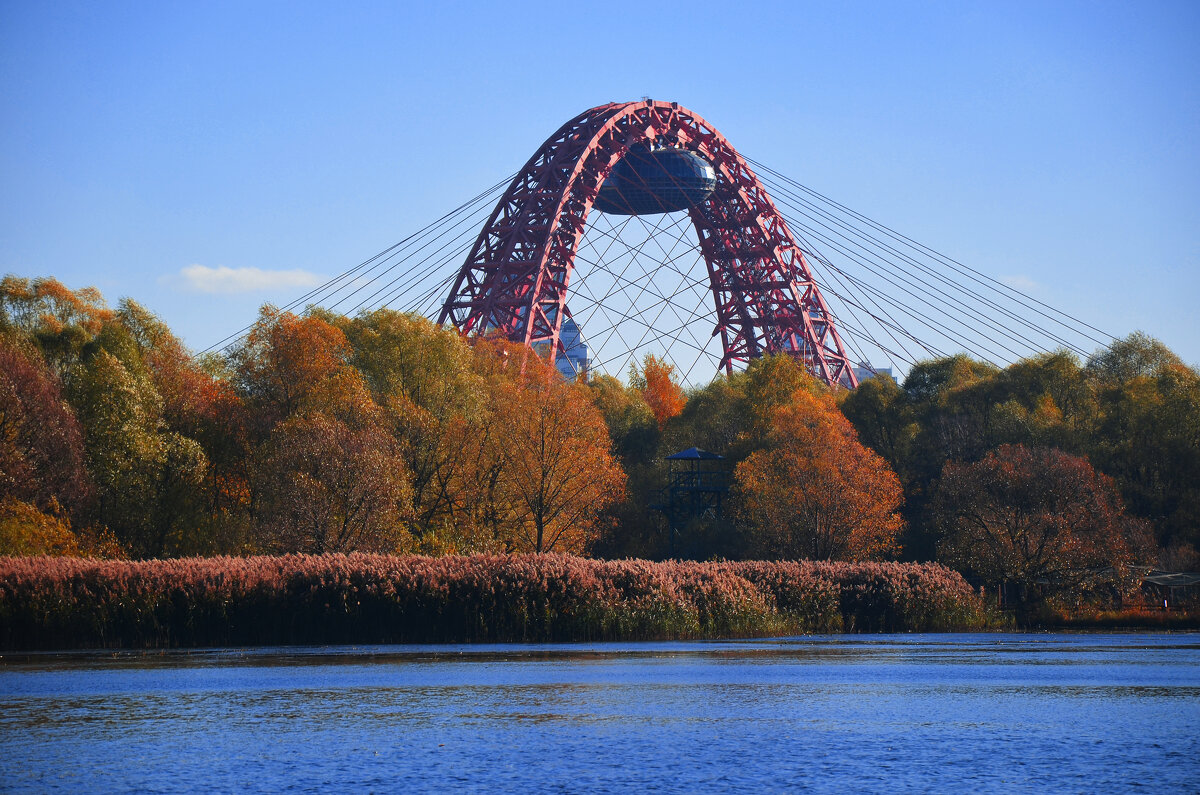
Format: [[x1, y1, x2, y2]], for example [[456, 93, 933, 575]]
[[594, 145, 718, 215], [438, 100, 860, 389]]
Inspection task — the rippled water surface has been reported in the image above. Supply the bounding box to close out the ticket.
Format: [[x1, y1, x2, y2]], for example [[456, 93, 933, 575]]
[[2, 634, 1197, 792]]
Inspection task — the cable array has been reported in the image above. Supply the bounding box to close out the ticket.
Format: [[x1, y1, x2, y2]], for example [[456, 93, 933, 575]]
[[197, 174, 515, 355], [565, 210, 722, 386], [746, 157, 1115, 376], [201, 159, 1116, 390]]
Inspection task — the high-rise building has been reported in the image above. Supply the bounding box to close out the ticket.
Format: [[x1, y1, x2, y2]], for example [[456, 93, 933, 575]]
[[853, 362, 896, 385], [555, 318, 589, 379]]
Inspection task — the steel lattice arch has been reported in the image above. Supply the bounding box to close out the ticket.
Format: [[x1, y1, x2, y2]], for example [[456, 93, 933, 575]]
[[437, 100, 859, 387]]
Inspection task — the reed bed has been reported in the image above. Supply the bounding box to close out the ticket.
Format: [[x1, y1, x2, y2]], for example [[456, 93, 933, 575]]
[[1045, 608, 1200, 631], [0, 554, 987, 650]]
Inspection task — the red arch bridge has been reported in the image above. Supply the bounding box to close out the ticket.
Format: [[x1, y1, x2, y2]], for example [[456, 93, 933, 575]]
[[205, 100, 1114, 387]]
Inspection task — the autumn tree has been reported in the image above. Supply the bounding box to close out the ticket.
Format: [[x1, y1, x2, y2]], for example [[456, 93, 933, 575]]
[[332, 309, 483, 418], [0, 499, 81, 556], [837, 351, 1114, 560], [634, 356, 835, 560], [2, 281, 244, 556], [0, 275, 115, 386], [255, 412, 413, 553], [741, 354, 824, 435], [488, 370, 625, 553], [660, 355, 825, 462], [333, 309, 496, 551], [230, 306, 354, 429], [231, 307, 418, 553], [116, 299, 253, 552], [0, 338, 96, 556], [0, 338, 90, 511], [932, 444, 1154, 611], [118, 299, 234, 439], [630, 354, 686, 429], [735, 388, 904, 561]]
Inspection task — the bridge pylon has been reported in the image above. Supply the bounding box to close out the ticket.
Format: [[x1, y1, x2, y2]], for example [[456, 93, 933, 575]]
[[437, 100, 858, 388]]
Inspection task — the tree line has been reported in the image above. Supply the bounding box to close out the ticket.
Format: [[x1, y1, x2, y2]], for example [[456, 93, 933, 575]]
[[2, 276, 1197, 611]]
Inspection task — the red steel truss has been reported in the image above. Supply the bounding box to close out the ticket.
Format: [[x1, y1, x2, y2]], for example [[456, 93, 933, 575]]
[[437, 100, 859, 388]]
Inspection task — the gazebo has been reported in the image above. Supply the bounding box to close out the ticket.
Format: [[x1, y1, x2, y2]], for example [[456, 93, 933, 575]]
[[653, 447, 728, 557]]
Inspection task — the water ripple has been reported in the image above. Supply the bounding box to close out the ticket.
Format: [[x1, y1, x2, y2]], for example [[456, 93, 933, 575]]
[[1, 633, 1196, 792]]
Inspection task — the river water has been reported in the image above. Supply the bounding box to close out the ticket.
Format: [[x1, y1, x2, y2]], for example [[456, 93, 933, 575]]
[[1, 634, 1197, 792]]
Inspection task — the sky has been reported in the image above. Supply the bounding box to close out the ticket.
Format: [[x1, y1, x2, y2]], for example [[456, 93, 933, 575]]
[[2, 0, 1198, 368]]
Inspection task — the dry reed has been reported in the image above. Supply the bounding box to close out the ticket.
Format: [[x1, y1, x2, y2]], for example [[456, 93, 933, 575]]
[[0, 554, 986, 649]]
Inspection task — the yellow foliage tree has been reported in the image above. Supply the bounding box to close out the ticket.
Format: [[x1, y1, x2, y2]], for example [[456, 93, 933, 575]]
[[488, 375, 625, 553], [0, 499, 80, 556]]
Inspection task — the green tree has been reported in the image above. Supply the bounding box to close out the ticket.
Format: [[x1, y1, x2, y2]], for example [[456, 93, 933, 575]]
[[1086, 335, 1200, 561], [119, 299, 252, 553], [70, 347, 207, 556], [836, 371, 914, 474], [1086, 331, 1183, 382], [587, 373, 657, 465], [334, 309, 497, 551]]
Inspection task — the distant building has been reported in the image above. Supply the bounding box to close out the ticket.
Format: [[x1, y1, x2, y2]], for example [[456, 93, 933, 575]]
[[853, 362, 896, 385], [555, 318, 589, 379]]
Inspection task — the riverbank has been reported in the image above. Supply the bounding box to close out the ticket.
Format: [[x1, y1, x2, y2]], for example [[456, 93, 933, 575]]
[[1042, 608, 1200, 631], [0, 554, 990, 650]]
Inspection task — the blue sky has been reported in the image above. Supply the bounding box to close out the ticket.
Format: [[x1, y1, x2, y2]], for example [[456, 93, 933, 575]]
[[2, 0, 1197, 367]]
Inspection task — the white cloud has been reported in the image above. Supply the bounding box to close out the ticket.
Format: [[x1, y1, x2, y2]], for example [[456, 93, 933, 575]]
[[1000, 274, 1039, 292], [172, 265, 323, 294]]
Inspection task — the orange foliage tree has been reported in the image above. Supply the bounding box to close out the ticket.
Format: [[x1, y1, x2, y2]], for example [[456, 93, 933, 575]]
[[0, 276, 116, 384], [232, 307, 417, 553], [630, 354, 686, 429], [488, 359, 626, 554], [230, 306, 355, 427], [932, 444, 1153, 606], [735, 388, 904, 561]]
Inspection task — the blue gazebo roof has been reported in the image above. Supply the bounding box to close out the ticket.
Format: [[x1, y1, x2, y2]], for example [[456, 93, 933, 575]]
[[666, 447, 724, 461]]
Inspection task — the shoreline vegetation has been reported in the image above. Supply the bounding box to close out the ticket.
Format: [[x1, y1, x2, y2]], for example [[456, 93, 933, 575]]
[[4, 278, 1199, 628], [0, 554, 993, 650], [1043, 609, 1200, 632]]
